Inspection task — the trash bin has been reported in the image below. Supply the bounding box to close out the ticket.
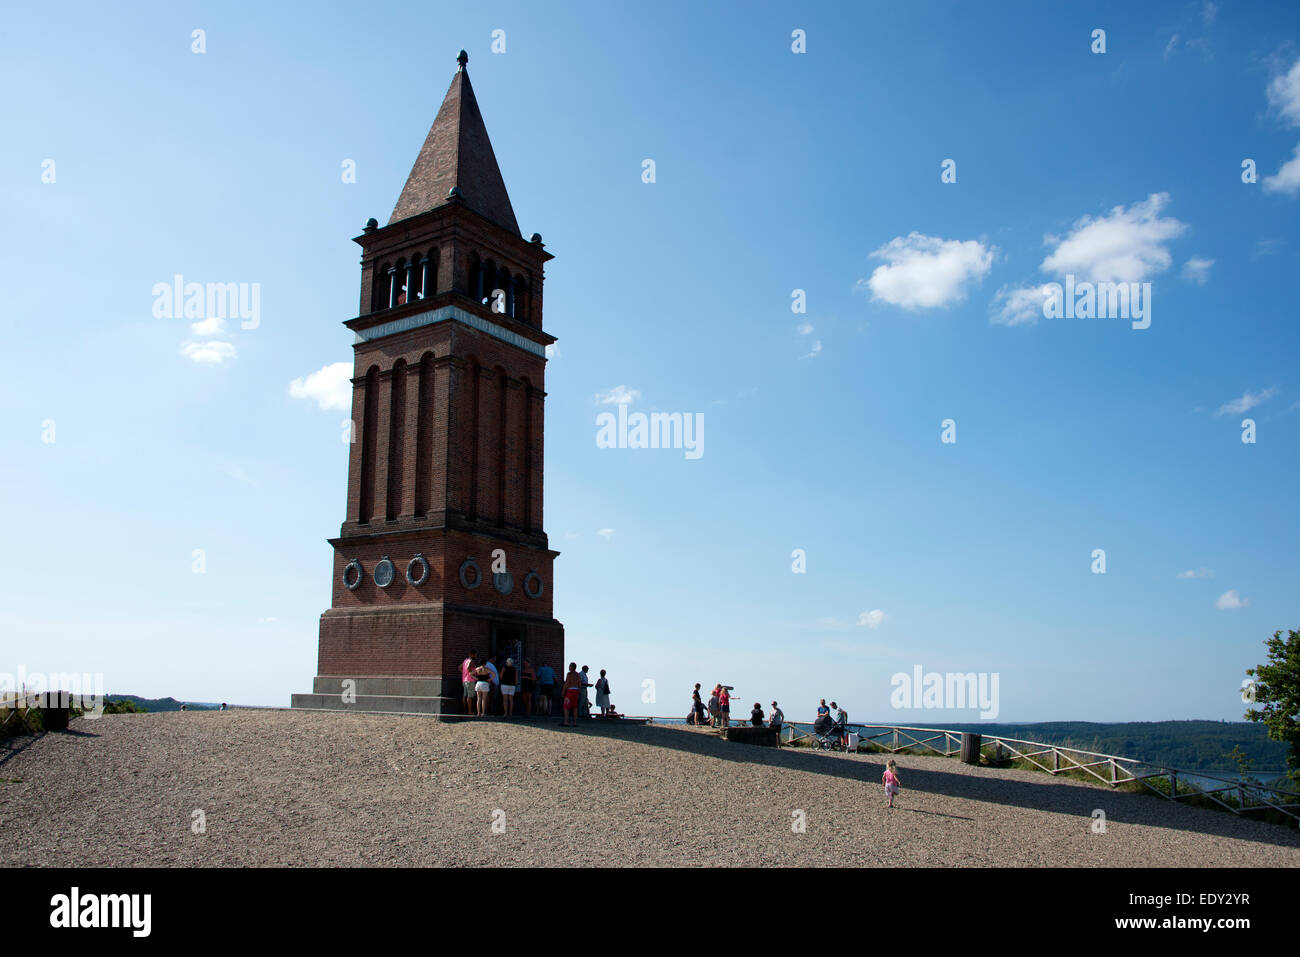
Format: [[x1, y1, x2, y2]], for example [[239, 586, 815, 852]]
[[960, 732, 982, 765], [37, 692, 70, 731]]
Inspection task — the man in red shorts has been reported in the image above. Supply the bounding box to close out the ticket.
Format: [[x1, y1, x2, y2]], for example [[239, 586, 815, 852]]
[[561, 662, 581, 727]]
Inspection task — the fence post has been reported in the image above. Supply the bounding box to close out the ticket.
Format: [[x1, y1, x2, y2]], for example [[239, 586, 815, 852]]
[[1053, 750, 1060, 773], [1110, 759, 1117, 785], [892, 728, 899, 752], [1169, 770, 1176, 797]]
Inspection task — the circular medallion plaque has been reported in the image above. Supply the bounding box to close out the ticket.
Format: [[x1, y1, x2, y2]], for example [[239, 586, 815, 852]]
[[343, 559, 364, 590], [406, 553, 429, 586], [459, 557, 481, 589], [523, 571, 544, 599], [374, 556, 395, 588]]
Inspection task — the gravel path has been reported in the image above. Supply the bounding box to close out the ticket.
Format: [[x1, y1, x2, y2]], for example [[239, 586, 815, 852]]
[[2, 709, 1297, 867]]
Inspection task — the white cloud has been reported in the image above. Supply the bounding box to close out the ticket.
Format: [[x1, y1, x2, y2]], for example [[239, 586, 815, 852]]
[[1040, 193, 1187, 282], [545, 343, 560, 359], [1215, 386, 1278, 417], [180, 340, 236, 365], [796, 321, 813, 335], [289, 362, 352, 411], [989, 283, 1053, 327], [596, 528, 615, 541], [1263, 142, 1300, 196], [860, 233, 996, 310], [800, 340, 822, 360], [190, 316, 227, 336], [1176, 567, 1214, 579], [1267, 57, 1300, 127], [858, 609, 887, 628], [1216, 589, 1250, 610], [596, 385, 639, 405], [1180, 257, 1214, 285], [1163, 34, 1179, 60]]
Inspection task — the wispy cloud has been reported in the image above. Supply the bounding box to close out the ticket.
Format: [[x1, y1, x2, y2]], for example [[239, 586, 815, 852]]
[[595, 385, 640, 405], [858, 609, 888, 628], [1215, 387, 1278, 417], [596, 528, 615, 541], [180, 341, 236, 365], [1215, 589, 1250, 610], [989, 283, 1054, 327], [1180, 257, 1214, 285], [190, 316, 227, 337], [1176, 567, 1214, 579]]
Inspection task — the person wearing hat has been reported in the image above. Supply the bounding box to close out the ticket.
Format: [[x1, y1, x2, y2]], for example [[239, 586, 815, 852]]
[[500, 657, 518, 717], [768, 701, 784, 742]]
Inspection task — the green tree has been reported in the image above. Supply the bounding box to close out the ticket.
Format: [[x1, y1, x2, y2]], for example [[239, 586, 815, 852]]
[[1244, 628, 1300, 787]]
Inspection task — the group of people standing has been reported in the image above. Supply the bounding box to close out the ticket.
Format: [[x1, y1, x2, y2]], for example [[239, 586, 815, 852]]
[[461, 652, 555, 717], [461, 652, 615, 723], [687, 684, 785, 737]]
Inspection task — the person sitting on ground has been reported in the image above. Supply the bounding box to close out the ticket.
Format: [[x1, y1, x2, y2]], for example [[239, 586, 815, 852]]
[[750, 702, 764, 726]]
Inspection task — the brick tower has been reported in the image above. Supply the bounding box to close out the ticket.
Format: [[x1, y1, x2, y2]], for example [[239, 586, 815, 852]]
[[292, 51, 563, 715]]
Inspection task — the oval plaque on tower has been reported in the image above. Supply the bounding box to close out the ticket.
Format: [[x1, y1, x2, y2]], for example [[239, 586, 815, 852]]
[[523, 571, 544, 599], [374, 556, 395, 588], [343, 559, 364, 591]]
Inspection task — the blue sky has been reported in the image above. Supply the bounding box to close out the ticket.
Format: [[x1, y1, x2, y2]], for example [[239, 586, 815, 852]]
[[2, 1, 1298, 724]]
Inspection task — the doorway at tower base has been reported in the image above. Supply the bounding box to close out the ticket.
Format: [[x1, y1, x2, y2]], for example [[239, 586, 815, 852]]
[[290, 604, 565, 716]]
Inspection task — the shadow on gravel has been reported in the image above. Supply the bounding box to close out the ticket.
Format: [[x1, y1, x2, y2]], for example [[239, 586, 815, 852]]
[[0, 733, 45, 767], [545, 720, 1300, 849]]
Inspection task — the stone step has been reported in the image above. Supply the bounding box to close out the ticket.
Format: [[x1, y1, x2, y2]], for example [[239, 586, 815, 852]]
[[290, 693, 455, 715], [310, 676, 445, 698]]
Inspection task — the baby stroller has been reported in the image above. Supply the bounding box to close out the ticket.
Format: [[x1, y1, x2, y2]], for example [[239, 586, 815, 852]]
[[811, 714, 843, 751]]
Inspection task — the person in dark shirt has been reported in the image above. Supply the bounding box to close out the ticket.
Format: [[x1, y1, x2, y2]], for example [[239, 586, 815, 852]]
[[750, 702, 764, 726], [500, 658, 518, 717]]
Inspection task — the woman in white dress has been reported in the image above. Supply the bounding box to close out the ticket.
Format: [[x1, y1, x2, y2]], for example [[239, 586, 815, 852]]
[[594, 669, 611, 716]]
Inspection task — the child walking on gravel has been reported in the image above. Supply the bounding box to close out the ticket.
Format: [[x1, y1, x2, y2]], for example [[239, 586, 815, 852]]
[[883, 759, 901, 808]]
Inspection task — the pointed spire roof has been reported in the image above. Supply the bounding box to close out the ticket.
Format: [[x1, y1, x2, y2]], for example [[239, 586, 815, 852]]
[[389, 51, 520, 235]]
